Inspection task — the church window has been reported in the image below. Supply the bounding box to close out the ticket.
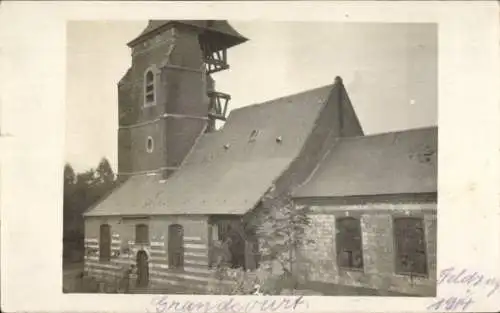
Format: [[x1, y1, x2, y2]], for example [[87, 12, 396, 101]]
[[393, 217, 428, 276], [99, 224, 111, 262], [135, 224, 149, 245], [146, 136, 154, 153], [336, 217, 364, 270], [144, 69, 156, 107], [168, 224, 184, 269]]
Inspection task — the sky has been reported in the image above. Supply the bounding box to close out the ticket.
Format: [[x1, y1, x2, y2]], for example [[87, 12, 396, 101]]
[[66, 21, 437, 173]]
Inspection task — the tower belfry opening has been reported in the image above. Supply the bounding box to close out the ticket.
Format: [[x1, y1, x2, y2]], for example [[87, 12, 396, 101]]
[[196, 20, 247, 124], [200, 41, 229, 75]]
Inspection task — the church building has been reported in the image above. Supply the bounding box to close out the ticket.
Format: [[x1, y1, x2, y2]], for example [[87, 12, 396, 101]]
[[83, 20, 437, 296]]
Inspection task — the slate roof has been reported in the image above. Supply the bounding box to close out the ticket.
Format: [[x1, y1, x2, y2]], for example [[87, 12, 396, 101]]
[[128, 20, 248, 48], [85, 84, 335, 217], [293, 126, 438, 198]]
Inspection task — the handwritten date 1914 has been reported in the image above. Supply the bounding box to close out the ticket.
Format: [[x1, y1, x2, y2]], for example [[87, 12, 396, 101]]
[[427, 296, 474, 312]]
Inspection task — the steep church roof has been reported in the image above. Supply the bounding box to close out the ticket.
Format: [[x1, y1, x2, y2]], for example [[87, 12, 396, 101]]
[[293, 126, 437, 199], [85, 82, 358, 217], [128, 20, 248, 48]]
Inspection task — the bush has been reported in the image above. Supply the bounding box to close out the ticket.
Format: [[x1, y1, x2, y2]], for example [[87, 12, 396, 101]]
[[208, 264, 274, 295]]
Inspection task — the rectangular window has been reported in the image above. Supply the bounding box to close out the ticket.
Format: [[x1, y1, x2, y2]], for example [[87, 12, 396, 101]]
[[135, 224, 149, 244], [99, 224, 111, 262], [336, 217, 364, 270], [393, 217, 428, 276]]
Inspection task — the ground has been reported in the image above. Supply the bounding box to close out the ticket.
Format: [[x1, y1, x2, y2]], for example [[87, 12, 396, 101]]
[[63, 261, 386, 295]]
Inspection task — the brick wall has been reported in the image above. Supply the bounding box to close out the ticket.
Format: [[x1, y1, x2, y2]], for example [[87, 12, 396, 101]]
[[300, 201, 437, 296], [117, 25, 209, 176], [83, 215, 212, 290]]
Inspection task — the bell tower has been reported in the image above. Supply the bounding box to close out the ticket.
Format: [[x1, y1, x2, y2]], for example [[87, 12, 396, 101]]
[[117, 20, 247, 179]]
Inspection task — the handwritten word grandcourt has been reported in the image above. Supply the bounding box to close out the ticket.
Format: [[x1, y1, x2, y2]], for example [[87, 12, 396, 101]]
[[149, 295, 308, 313]]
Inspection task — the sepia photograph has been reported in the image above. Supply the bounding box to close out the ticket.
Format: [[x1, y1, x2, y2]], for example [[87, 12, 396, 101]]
[[2, 1, 500, 312], [62, 20, 438, 296]]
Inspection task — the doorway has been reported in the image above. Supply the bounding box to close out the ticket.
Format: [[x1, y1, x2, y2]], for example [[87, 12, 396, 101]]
[[136, 250, 149, 288], [168, 224, 184, 269]]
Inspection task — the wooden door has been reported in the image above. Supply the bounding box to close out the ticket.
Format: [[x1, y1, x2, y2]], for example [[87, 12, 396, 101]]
[[136, 250, 149, 288]]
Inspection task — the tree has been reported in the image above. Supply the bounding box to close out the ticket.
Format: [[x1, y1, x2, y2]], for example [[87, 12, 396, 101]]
[[96, 158, 115, 187], [63, 158, 118, 263], [64, 163, 76, 186], [63, 163, 77, 240], [254, 194, 313, 291]]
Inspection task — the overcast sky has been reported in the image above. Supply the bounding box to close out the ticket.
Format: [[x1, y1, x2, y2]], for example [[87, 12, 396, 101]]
[[66, 21, 437, 172]]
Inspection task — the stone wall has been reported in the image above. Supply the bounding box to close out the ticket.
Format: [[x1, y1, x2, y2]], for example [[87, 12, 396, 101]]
[[300, 201, 437, 296]]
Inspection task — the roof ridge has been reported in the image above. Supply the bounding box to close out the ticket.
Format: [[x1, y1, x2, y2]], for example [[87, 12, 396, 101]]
[[228, 83, 335, 116], [338, 125, 438, 141]]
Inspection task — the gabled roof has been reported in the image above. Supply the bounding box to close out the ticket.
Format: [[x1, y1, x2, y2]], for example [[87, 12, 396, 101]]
[[293, 126, 438, 199], [127, 20, 248, 48], [85, 84, 338, 217]]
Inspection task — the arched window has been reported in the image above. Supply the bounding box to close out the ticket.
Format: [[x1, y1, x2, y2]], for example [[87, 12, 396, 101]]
[[144, 69, 155, 106], [393, 217, 427, 276], [336, 217, 364, 270], [99, 224, 111, 262], [168, 224, 184, 269], [135, 224, 149, 245]]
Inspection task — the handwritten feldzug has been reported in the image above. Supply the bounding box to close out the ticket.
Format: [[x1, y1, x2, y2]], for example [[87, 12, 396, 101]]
[[147, 295, 308, 313], [427, 267, 500, 311]]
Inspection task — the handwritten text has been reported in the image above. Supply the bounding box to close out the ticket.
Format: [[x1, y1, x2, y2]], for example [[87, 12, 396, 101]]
[[427, 267, 499, 311], [148, 295, 308, 313]]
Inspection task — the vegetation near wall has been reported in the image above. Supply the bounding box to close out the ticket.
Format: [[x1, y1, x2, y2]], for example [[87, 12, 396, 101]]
[[208, 193, 315, 295]]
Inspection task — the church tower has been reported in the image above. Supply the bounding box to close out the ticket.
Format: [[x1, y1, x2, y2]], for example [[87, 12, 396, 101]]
[[117, 20, 247, 179]]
